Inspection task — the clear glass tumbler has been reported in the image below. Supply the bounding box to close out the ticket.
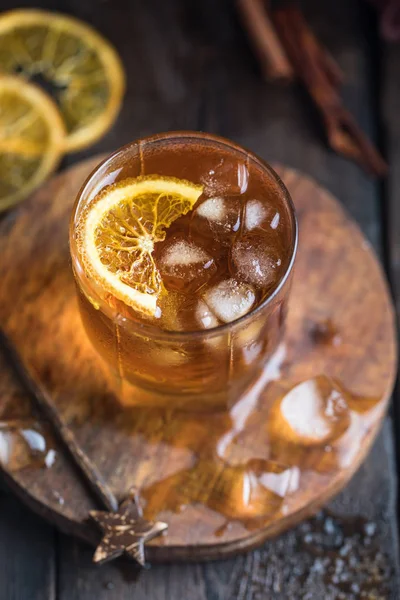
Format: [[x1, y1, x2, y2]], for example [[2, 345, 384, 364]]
[[69, 132, 297, 410]]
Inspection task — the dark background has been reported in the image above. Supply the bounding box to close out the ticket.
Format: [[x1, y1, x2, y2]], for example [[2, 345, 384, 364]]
[[1, 0, 400, 598]]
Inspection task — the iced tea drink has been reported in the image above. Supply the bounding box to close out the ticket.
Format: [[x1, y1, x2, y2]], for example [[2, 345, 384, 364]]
[[70, 132, 297, 409]]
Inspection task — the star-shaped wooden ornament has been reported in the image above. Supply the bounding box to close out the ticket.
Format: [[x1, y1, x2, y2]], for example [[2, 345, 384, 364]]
[[89, 492, 168, 567]]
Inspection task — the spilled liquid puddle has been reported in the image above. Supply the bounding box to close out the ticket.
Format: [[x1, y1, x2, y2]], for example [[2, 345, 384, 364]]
[[0, 367, 382, 540], [0, 418, 57, 471], [135, 365, 381, 535], [142, 458, 292, 524]]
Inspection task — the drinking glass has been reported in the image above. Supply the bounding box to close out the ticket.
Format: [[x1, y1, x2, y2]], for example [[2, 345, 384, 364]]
[[69, 132, 297, 410]]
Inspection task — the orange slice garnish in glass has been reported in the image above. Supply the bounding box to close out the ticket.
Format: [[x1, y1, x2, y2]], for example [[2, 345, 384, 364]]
[[76, 176, 203, 316]]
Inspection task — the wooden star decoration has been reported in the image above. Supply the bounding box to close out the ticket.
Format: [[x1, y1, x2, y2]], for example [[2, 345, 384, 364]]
[[89, 493, 168, 567]]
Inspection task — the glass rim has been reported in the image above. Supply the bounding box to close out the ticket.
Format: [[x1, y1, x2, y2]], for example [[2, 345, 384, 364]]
[[70, 130, 298, 340]]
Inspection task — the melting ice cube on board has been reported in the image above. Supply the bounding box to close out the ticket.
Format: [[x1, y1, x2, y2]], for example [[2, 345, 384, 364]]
[[203, 279, 256, 324], [231, 234, 282, 289], [158, 238, 216, 293], [270, 377, 351, 446]]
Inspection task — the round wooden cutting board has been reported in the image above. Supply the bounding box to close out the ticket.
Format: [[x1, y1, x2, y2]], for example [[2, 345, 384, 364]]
[[0, 156, 396, 562]]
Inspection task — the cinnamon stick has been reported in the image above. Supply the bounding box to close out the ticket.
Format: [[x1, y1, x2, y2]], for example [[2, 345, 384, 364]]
[[273, 6, 387, 177], [298, 17, 344, 88], [237, 0, 294, 82]]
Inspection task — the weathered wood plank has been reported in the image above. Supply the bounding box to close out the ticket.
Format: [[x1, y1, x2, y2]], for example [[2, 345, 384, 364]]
[[0, 490, 55, 600]]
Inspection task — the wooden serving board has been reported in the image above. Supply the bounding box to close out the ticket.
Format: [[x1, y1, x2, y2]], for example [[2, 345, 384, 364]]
[[0, 156, 396, 562]]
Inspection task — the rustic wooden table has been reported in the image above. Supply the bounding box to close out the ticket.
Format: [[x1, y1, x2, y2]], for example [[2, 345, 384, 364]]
[[1, 0, 400, 598]]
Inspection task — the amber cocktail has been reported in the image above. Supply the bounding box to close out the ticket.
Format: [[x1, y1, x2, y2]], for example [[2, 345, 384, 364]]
[[69, 132, 297, 409]]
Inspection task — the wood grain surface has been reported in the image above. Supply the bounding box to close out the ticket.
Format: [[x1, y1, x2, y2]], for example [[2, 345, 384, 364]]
[[0, 155, 396, 561]]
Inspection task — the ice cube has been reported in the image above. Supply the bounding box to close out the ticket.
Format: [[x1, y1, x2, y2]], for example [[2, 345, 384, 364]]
[[269, 376, 351, 446], [207, 460, 291, 519], [162, 239, 210, 267], [245, 199, 267, 231], [195, 300, 220, 329], [158, 238, 216, 293], [196, 197, 226, 222], [195, 301, 229, 352], [192, 196, 241, 245], [203, 279, 255, 323], [231, 234, 282, 289], [201, 158, 249, 197]]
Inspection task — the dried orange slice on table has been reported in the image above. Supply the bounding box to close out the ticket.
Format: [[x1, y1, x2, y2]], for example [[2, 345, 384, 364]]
[[0, 74, 65, 212], [76, 176, 203, 316], [0, 9, 125, 152]]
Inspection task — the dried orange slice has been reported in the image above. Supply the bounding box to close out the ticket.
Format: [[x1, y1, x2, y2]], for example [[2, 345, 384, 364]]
[[77, 176, 203, 316], [0, 74, 65, 212], [0, 9, 125, 152]]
